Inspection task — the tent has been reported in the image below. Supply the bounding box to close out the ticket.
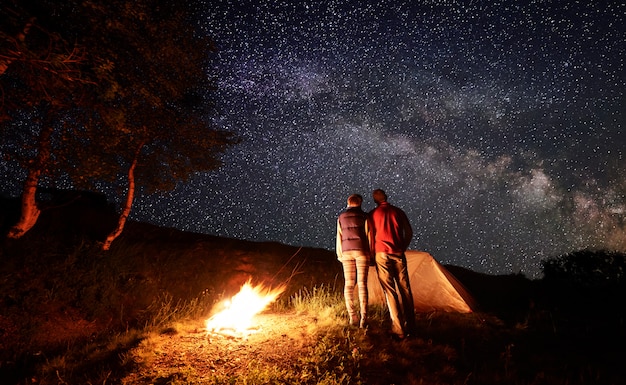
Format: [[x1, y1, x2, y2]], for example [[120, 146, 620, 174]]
[[367, 250, 475, 313]]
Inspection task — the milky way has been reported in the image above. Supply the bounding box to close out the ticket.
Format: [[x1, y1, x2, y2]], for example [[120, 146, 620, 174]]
[[5, 1, 626, 278]]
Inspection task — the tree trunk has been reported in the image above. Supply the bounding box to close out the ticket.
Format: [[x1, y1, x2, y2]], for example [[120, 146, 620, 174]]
[[4, 19, 41, 239], [7, 123, 53, 239], [102, 143, 143, 250]]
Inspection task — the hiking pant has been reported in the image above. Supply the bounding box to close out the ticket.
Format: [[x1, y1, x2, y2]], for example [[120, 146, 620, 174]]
[[375, 252, 415, 336], [339, 250, 370, 324]]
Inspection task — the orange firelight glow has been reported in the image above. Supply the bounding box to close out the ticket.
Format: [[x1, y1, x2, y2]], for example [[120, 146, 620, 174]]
[[205, 280, 285, 336]]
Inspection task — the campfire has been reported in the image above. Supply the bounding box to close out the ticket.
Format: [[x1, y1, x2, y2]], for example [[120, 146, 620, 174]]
[[205, 280, 286, 337]]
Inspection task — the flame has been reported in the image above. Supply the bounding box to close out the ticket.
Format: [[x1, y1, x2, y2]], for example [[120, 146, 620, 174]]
[[205, 280, 285, 336]]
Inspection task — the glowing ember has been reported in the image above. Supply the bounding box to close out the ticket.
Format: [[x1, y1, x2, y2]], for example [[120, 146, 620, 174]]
[[205, 280, 285, 336]]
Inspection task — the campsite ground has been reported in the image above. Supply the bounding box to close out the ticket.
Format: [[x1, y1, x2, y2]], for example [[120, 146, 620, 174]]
[[116, 311, 504, 385], [1, 194, 625, 384], [120, 313, 318, 384]]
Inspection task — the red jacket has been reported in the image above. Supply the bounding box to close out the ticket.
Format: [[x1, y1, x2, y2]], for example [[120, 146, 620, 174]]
[[369, 202, 413, 254]]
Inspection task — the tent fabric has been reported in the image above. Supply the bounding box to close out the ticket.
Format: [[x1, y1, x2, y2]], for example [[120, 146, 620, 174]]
[[367, 250, 475, 313]]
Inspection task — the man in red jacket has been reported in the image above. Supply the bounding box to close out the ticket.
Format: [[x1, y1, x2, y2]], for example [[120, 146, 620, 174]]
[[369, 189, 415, 339]]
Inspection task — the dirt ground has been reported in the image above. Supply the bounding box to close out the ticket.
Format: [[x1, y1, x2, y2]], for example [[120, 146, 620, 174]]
[[121, 312, 321, 383]]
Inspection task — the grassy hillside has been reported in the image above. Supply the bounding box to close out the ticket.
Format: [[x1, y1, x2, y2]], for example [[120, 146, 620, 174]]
[[1, 193, 625, 384]]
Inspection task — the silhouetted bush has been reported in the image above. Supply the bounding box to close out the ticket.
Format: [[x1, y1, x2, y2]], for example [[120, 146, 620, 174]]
[[539, 250, 626, 329], [542, 249, 626, 289]]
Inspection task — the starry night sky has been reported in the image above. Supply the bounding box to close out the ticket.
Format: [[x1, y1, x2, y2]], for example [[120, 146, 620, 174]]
[[4, 1, 626, 278]]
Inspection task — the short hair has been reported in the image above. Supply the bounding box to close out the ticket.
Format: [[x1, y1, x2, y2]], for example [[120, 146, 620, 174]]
[[372, 189, 387, 204], [347, 194, 363, 206]]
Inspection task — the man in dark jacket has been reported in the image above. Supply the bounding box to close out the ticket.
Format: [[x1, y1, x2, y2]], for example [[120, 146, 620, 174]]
[[369, 189, 415, 339], [336, 193, 372, 328]]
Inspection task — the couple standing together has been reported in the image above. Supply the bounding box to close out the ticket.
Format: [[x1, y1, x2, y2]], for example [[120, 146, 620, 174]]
[[336, 189, 416, 339]]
